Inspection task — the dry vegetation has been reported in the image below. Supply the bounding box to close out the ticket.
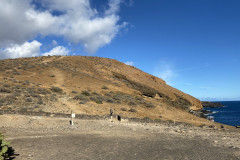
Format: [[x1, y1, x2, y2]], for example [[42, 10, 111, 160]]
[[0, 56, 212, 126]]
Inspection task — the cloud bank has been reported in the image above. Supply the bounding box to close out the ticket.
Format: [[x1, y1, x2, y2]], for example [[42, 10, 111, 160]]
[[0, 40, 69, 59], [42, 46, 69, 56], [0, 41, 42, 59], [0, 0, 125, 58]]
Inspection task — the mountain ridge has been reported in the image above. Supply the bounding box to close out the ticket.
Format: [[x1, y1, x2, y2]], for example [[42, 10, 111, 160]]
[[0, 56, 212, 126]]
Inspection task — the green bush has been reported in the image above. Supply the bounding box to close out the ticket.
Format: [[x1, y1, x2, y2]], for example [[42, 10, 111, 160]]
[[0, 133, 10, 160], [90, 96, 103, 104], [143, 102, 156, 108], [128, 101, 137, 106], [128, 108, 137, 113], [81, 90, 91, 96], [101, 85, 108, 90], [37, 100, 43, 105], [72, 90, 78, 94], [0, 88, 11, 93], [3, 84, 10, 88], [73, 94, 89, 101], [106, 98, 114, 103], [26, 97, 33, 102], [50, 86, 63, 93]]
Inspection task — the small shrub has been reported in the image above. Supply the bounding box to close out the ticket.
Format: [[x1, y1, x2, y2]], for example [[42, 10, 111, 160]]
[[128, 101, 137, 106], [5, 95, 16, 100], [50, 86, 63, 93], [0, 88, 11, 93], [72, 90, 78, 94], [26, 98, 33, 102], [31, 94, 38, 98], [112, 94, 121, 101], [154, 119, 162, 122], [73, 94, 89, 101], [14, 85, 21, 89], [104, 93, 111, 97], [167, 119, 174, 123], [37, 88, 50, 95], [50, 94, 57, 101], [120, 107, 127, 111], [34, 105, 39, 108], [106, 98, 114, 103], [49, 75, 55, 77], [79, 101, 87, 104], [95, 100, 103, 104], [13, 92, 21, 97], [92, 92, 99, 96], [128, 108, 137, 113], [143, 102, 156, 108], [20, 107, 28, 111], [26, 87, 36, 94], [37, 100, 43, 105], [3, 84, 10, 88], [24, 94, 31, 97], [0, 133, 10, 159], [22, 80, 30, 86], [101, 85, 108, 89], [81, 90, 91, 96], [143, 117, 152, 121], [1, 97, 15, 105], [115, 100, 121, 104], [90, 96, 103, 104], [135, 96, 143, 101]]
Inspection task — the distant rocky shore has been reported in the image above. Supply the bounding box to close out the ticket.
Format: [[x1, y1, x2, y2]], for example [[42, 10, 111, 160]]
[[189, 101, 224, 120], [201, 101, 224, 108], [188, 101, 225, 124]]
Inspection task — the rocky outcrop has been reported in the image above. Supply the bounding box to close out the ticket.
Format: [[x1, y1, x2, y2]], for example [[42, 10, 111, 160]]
[[202, 101, 224, 108]]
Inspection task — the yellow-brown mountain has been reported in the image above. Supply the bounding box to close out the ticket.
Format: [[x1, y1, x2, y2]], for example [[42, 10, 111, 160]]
[[0, 56, 214, 126]]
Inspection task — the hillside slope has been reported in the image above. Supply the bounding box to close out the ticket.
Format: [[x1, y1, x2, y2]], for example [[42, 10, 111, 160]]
[[0, 56, 211, 126]]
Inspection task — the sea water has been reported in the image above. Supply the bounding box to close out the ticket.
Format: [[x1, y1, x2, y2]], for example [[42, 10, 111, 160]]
[[204, 101, 240, 126]]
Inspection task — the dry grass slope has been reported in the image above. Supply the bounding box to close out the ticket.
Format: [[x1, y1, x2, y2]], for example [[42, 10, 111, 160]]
[[0, 56, 214, 126]]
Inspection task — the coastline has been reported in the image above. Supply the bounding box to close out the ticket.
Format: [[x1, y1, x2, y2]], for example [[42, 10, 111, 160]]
[[200, 101, 240, 127]]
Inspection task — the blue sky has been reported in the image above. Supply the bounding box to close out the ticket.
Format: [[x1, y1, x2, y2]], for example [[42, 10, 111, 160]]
[[0, 0, 239, 101]]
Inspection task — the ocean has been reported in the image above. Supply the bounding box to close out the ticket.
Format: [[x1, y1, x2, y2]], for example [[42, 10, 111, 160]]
[[204, 101, 240, 126]]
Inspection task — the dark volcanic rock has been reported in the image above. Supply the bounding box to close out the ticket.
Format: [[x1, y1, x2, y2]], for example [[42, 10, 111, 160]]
[[201, 101, 224, 108]]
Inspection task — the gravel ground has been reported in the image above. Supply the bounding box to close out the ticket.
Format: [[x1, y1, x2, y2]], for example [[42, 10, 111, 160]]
[[0, 115, 240, 160]]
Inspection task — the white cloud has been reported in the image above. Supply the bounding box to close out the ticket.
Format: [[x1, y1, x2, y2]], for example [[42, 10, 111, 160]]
[[153, 60, 177, 85], [0, 0, 56, 46], [0, 40, 42, 59], [0, 0, 126, 56], [105, 0, 122, 15], [52, 40, 58, 46], [0, 40, 69, 59], [42, 46, 69, 56], [125, 61, 134, 66]]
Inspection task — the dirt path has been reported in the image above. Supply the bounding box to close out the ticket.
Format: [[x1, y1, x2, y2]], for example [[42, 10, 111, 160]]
[[0, 115, 240, 160], [51, 69, 65, 88]]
